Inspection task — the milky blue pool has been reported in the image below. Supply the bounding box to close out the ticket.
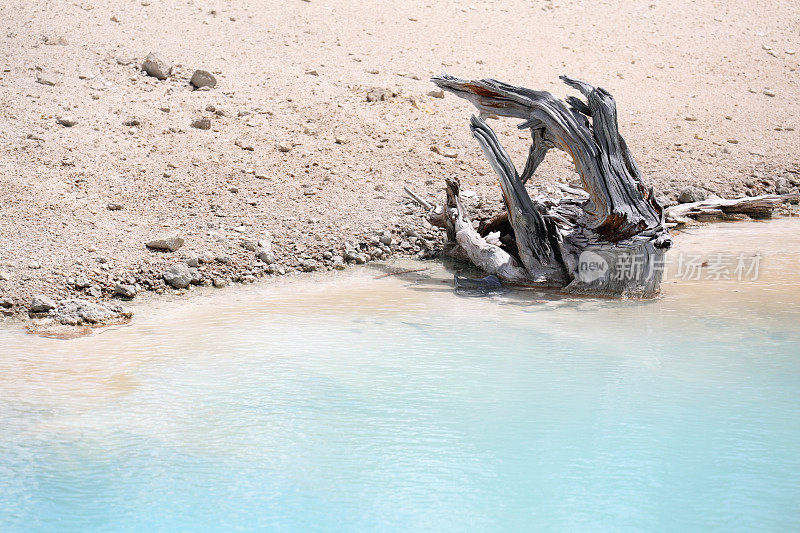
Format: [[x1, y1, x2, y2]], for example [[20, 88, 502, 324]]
[[1, 220, 799, 532]]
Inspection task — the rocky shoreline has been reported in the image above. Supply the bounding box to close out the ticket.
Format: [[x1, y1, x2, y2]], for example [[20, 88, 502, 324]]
[[0, 215, 449, 326], [3, 190, 798, 329], [2, 0, 799, 328]]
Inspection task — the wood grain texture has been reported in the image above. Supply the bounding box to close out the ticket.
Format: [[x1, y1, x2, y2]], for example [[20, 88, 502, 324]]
[[408, 75, 791, 297]]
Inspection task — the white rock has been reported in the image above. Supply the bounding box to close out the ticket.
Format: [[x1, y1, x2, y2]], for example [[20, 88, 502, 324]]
[[146, 235, 184, 252], [300, 259, 318, 271], [52, 299, 131, 325], [56, 116, 78, 127], [35, 72, 57, 86], [257, 250, 276, 264]]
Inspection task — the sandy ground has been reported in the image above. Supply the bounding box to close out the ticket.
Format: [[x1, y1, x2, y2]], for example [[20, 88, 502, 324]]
[[1, 0, 798, 318]]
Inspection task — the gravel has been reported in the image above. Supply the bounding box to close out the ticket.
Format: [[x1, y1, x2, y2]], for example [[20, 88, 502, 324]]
[[1, 0, 796, 322]]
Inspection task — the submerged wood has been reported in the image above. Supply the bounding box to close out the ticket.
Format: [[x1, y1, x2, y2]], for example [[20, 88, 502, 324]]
[[410, 74, 677, 297]]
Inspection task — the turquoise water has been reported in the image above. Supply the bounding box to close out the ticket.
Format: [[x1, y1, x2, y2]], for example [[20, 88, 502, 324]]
[[1, 220, 800, 532]]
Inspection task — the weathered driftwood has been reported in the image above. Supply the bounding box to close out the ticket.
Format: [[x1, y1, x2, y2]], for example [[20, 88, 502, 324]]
[[664, 193, 797, 225], [409, 74, 675, 297], [404, 179, 529, 282], [407, 77, 797, 296]]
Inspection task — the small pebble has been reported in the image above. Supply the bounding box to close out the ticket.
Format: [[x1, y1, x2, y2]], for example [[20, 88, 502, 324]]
[[114, 283, 137, 298], [191, 117, 211, 130], [146, 235, 184, 252], [56, 116, 77, 127], [35, 72, 57, 86], [190, 69, 217, 89], [30, 295, 56, 313], [142, 52, 172, 80]]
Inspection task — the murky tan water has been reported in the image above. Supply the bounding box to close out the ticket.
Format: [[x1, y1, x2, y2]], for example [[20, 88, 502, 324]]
[[1, 219, 799, 401]]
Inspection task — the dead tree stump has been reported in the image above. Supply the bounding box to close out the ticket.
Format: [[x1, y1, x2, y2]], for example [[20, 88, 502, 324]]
[[411, 74, 675, 297]]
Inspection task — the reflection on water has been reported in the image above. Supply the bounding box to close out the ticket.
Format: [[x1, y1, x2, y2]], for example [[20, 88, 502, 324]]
[[1, 219, 800, 531]]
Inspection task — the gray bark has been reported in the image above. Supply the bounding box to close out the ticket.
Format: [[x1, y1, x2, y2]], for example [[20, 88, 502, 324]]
[[407, 75, 793, 297], [665, 194, 797, 225], [411, 74, 673, 297]]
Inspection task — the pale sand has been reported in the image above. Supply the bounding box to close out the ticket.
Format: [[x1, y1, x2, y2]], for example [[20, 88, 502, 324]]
[[0, 0, 798, 316]]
